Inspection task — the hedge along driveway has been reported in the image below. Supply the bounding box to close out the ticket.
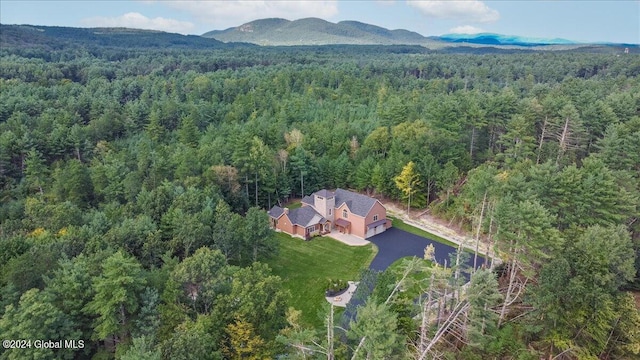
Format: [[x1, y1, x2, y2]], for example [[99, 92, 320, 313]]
[[368, 227, 485, 273]]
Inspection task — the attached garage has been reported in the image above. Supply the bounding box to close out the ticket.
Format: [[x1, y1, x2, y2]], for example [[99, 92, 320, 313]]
[[365, 219, 387, 239]]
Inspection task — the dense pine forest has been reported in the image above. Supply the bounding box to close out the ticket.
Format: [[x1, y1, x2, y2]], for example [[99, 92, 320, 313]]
[[1, 29, 640, 359]]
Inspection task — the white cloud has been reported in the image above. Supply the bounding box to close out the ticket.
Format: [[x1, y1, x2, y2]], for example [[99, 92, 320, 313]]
[[407, 0, 499, 23], [158, 1, 339, 31], [449, 25, 484, 34], [81, 12, 195, 34]]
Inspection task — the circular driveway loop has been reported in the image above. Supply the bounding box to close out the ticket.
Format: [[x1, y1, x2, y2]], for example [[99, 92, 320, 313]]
[[368, 228, 485, 272]]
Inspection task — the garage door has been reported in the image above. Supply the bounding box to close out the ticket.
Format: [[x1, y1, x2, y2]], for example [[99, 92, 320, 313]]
[[366, 227, 375, 238], [366, 224, 387, 238]]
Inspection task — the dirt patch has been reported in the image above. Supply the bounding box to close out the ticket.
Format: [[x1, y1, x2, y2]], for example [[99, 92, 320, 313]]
[[374, 195, 494, 257], [384, 200, 468, 238], [632, 291, 640, 310]]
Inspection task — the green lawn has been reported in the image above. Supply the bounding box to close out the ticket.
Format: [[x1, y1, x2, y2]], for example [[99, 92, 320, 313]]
[[389, 216, 457, 247], [266, 232, 377, 328], [285, 200, 302, 209]]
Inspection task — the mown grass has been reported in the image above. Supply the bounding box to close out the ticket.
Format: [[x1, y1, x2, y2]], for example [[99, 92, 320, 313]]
[[389, 216, 457, 247], [265, 232, 377, 328], [285, 200, 302, 209]]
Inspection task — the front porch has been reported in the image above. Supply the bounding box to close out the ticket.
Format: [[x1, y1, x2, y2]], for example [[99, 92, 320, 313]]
[[334, 218, 351, 235], [303, 221, 332, 240], [321, 221, 332, 235]]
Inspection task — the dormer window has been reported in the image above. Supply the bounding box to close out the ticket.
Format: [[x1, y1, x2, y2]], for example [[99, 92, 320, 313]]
[[342, 209, 348, 218]]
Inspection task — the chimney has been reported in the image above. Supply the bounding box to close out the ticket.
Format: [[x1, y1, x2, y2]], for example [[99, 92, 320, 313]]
[[284, 207, 289, 214]]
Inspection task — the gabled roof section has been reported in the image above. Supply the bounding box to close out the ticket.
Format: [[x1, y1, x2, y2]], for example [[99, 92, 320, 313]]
[[267, 206, 285, 219], [301, 195, 314, 206], [288, 206, 327, 227], [334, 188, 379, 217]]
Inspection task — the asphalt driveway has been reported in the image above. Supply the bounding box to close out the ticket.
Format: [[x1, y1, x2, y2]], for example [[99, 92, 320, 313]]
[[368, 227, 485, 272]]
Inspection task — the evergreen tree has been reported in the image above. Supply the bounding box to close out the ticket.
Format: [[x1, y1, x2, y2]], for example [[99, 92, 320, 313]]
[[170, 247, 230, 315], [348, 299, 404, 359], [23, 148, 48, 195], [84, 251, 146, 346], [244, 207, 277, 263], [466, 269, 502, 350], [177, 114, 200, 147], [0, 289, 81, 360], [52, 159, 94, 208]]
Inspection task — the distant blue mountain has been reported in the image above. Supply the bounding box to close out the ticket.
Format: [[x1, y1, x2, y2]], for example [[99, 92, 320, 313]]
[[437, 33, 576, 47]]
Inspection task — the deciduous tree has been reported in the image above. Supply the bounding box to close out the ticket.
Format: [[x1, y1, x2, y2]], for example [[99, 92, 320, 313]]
[[395, 161, 422, 214]]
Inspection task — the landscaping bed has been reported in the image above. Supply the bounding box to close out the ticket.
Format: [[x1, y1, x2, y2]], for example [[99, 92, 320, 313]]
[[325, 279, 349, 297]]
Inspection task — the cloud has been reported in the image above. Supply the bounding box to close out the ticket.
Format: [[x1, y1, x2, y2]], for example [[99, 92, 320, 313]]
[[407, 0, 499, 23], [81, 12, 195, 34], [159, 1, 339, 31], [449, 25, 484, 34]]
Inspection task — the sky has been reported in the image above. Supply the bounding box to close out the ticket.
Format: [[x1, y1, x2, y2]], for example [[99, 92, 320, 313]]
[[1, 1, 638, 44]]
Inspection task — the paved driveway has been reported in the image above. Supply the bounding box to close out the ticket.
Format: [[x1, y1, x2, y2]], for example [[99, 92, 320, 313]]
[[368, 228, 485, 272]]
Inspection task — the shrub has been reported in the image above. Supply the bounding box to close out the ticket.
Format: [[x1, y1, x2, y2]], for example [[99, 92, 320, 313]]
[[325, 279, 349, 296]]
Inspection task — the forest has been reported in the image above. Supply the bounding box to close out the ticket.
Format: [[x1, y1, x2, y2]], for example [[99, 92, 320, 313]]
[[1, 31, 640, 359]]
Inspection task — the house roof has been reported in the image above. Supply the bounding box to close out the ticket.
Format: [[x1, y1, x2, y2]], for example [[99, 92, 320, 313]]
[[288, 206, 327, 227], [334, 188, 379, 217], [366, 219, 387, 229], [315, 189, 335, 198], [335, 218, 351, 228], [268, 205, 326, 227], [301, 195, 314, 206], [267, 206, 285, 219]]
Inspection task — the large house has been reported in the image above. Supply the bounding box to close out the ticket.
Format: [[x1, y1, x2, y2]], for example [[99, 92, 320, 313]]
[[267, 189, 391, 240]]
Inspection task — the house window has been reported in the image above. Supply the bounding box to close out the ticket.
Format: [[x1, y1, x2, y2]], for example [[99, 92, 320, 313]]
[[342, 209, 348, 218], [373, 215, 378, 221], [329, 209, 332, 216]]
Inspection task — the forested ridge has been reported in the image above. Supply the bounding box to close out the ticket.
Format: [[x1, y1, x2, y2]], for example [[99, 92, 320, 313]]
[[1, 34, 640, 359]]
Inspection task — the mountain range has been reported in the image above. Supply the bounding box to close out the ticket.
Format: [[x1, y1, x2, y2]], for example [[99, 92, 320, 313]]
[[438, 33, 576, 47], [203, 17, 592, 48], [2, 18, 636, 53], [203, 18, 442, 47], [0, 24, 231, 50]]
